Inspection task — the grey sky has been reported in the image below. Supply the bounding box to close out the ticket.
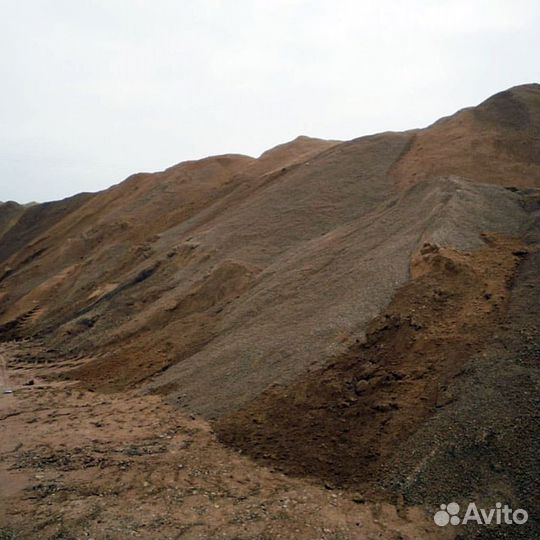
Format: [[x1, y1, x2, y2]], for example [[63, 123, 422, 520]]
[[1, 0, 538, 203]]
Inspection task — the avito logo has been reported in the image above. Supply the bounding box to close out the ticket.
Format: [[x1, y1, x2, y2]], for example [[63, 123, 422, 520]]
[[434, 502, 528, 526]]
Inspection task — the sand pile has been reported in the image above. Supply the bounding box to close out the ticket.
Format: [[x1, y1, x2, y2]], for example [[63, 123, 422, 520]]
[[0, 85, 537, 418]]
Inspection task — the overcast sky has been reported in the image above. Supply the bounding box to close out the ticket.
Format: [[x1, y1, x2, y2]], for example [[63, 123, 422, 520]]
[[1, 0, 538, 203]]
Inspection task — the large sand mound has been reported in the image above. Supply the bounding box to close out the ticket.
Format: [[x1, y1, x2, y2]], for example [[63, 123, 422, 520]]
[[0, 85, 537, 418]]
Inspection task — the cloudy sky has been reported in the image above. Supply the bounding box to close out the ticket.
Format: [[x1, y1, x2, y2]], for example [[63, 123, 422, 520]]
[[1, 0, 538, 203]]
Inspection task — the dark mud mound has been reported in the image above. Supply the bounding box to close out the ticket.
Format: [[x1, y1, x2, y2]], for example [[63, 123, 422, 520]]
[[215, 237, 533, 488]]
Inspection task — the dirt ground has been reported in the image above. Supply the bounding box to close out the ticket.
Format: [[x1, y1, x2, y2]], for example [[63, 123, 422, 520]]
[[0, 343, 453, 540]]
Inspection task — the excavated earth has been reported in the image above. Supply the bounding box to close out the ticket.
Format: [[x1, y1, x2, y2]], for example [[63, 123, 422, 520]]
[[0, 83, 539, 539]]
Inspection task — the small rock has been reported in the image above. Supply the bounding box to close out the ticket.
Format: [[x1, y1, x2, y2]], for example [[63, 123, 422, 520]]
[[354, 380, 369, 394]]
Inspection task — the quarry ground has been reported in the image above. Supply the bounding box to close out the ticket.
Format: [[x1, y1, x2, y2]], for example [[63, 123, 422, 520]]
[[0, 346, 451, 540]]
